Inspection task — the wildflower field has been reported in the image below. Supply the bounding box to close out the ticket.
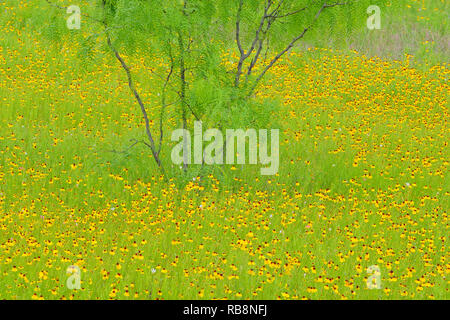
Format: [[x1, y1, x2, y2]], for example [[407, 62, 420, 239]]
[[0, 0, 448, 300]]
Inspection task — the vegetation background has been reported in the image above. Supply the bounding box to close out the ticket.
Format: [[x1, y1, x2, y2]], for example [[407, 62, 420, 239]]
[[0, 0, 448, 299]]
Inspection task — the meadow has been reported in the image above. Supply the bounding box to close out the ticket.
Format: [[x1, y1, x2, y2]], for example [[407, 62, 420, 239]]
[[0, 0, 448, 299]]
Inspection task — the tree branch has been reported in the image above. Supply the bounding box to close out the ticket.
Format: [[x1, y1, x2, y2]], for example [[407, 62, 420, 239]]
[[157, 48, 174, 157], [45, 0, 104, 24]]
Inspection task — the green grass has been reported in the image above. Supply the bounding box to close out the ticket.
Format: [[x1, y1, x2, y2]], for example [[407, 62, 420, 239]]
[[0, 0, 448, 300]]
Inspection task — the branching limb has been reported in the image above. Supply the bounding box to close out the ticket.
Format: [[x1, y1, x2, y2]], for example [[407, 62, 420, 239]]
[[105, 139, 152, 155], [45, 0, 166, 176], [45, 0, 104, 24], [248, 1, 348, 95]]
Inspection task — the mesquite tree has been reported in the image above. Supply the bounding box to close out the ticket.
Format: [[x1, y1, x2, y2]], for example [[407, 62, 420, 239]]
[[41, 0, 370, 178]]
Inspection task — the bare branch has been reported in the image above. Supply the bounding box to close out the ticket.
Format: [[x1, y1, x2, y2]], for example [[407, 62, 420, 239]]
[[45, 0, 104, 24], [276, 6, 307, 19], [106, 139, 152, 155], [97, 1, 165, 174], [249, 1, 348, 94], [266, 0, 287, 18]]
